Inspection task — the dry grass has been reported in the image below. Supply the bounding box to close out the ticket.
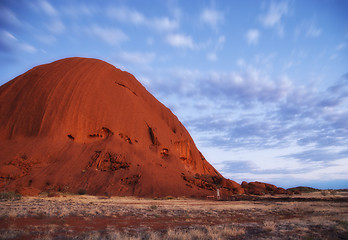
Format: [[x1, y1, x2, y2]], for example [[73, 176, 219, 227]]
[[263, 220, 276, 232], [151, 225, 245, 240], [0, 192, 347, 239]]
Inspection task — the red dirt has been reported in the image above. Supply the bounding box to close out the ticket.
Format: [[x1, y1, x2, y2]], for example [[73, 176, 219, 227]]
[[2, 196, 347, 240], [0, 215, 249, 233]]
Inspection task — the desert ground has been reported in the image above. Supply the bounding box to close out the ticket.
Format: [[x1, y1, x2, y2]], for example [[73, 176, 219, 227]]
[[1, 191, 348, 240]]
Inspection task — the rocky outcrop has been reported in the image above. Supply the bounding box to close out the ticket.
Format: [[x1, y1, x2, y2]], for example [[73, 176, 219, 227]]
[[0, 57, 247, 197], [241, 181, 293, 195]]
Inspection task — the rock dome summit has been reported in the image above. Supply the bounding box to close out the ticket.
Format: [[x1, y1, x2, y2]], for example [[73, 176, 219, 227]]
[[0, 57, 288, 197]]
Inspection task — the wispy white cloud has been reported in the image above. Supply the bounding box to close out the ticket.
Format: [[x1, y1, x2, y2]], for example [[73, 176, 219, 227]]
[[107, 6, 178, 32], [200, 8, 224, 29], [336, 43, 346, 51], [246, 29, 260, 45], [207, 65, 294, 102], [217, 35, 225, 45], [1, 30, 16, 42], [147, 61, 348, 163], [38, 0, 58, 17], [151, 17, 178, 32], [62, 3, 96, 18], [27, 0, 65, 35], [207, 53, 217, 61], [306, 24, 322, 38], [35, 34, 56, 45], [222, 154, 348, 187], [0, 6, 21, 26], [166, 33, 194, 49], [149, 61, 294, 104], [260, 1, 288, 27], [329, 42, 347, 60], [0, 30, 36, 53], [47, 19, 65, 34], [107, 6, 145, 25], [207, 35, 225, 61], [118, 51, 156, 65], [294, 21, 322, 40], [20, 43, 37, 53], [89, 25, 128, 45], [260, 1, 288, 36], [147, 37, 154, 45]]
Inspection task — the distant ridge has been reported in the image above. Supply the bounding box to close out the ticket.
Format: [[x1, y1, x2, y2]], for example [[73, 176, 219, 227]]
[[287, 187, 320, 193]]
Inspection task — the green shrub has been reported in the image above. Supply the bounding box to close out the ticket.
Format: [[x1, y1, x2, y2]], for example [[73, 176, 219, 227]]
[[0, 191, 22, 201]]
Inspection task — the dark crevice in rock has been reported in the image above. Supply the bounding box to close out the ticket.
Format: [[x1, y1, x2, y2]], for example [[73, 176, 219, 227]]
[[119, 133, 132, 144], [161, 148, 169, 158], [88, 127, 114, 139], [87, 151, 130, 171], [115, 82, 137, 96], [145, 122, 160, 146], [67, 134, 74, 140], [101, 127, 114, 137]]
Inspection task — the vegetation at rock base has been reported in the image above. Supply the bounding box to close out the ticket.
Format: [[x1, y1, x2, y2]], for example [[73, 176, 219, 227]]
[[287, 186, 320, 193], [0, 191, 22, 201], [77, 189, 87, 195]]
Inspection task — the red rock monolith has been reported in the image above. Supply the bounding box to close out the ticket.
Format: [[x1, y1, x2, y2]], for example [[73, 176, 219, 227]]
[[0, 57, 244, 198]]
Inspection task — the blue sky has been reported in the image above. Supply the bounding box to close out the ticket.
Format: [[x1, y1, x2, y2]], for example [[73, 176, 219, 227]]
[[1, 0, 348, 189]]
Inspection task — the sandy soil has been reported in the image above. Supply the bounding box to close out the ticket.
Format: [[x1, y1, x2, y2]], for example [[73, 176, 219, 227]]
[[0, 193, 347, 239]]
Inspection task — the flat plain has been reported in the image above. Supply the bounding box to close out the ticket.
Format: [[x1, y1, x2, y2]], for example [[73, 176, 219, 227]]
[[1, 192, 347, 240]]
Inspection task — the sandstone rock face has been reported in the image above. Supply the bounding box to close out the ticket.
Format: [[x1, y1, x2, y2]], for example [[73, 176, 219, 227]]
[[241, 181, 291, 195], [0, 57, 243, 197]]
